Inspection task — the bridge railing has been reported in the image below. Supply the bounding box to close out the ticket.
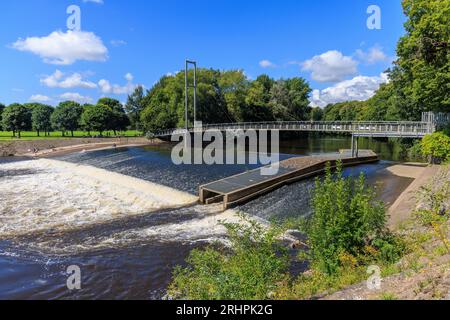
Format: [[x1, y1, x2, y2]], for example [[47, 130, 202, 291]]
[[152, 121, 434, 137]]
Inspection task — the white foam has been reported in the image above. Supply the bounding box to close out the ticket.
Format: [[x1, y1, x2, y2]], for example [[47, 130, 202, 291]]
[[0, 159, 198, 237]]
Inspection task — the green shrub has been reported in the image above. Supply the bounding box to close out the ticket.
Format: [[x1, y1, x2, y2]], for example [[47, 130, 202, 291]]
[[168, 215, 290, 300], [303, 162, 388, 275], [420, 132, 450, 164], [414, 167, 450, 253]]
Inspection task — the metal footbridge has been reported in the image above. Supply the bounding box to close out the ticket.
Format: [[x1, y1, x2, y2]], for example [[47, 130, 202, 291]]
[[152, 119, 435, 139]]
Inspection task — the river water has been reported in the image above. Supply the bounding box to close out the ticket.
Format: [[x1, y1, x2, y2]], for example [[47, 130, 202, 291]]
[[0, 136, 415, 299]]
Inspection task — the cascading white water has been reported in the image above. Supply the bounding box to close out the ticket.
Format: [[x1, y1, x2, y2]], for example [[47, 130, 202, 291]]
[[0, 159, 200, 238]]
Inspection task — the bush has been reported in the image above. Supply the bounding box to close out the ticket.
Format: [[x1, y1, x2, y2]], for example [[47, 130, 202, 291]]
[[302, 162, 388, 275], [414, 167, 450, 253], [420, 132, 450, 164], [168, 215, 290, 300]]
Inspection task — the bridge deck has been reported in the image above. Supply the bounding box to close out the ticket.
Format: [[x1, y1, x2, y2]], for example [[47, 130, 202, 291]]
[[199, 151, 379, 209], [153, 120, 434, 138]]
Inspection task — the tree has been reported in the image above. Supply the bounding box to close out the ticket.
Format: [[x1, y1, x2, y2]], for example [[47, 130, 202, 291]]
[[244, 75, 274, 121], [390, 0, 450, 118], [0, 103, 5, 118], [97, 98, 130, 135], [304, 162, 388, 274], [310, 107, 324, 121], [218, 70, 249, 122], [420, 132, 450, 163], [81, 104, 113, 135], [1, 103, 32, 138], [51, 101, 83, 137], [125, 86, 145, 129], [31, 104, 53, 137], [270, 78, 312, 121]]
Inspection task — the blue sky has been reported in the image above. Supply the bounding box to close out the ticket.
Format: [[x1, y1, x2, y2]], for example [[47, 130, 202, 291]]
[[0, 0, 406, 107]]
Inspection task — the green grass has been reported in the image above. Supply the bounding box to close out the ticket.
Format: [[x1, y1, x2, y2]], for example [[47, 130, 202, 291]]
[[0, 130, 143, 141]]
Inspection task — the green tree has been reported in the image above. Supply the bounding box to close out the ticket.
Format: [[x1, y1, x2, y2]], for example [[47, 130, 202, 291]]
[[218, 70, 249, 122], [0, 103, 5, 118], [50, 101, 83, 137], [125, 86, 145, 130], [31, 104, 53, 137], [81, 104, 113, 135], [1, 103, 32, 138], [310, 107, 324, 121], [270, 78, 312, 121], [304, 162, 387, 274], [420, 132, 450, 163], [390, 0, 450, 118], [244, 75, 274, 121], [97, 98, 130, 135]]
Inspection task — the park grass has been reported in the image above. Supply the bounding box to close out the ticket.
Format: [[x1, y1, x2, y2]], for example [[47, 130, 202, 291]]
[[0, 130, 143, 141]]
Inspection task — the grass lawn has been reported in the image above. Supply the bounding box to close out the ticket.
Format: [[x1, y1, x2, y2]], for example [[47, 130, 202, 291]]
[[0, 130, 143, 141]]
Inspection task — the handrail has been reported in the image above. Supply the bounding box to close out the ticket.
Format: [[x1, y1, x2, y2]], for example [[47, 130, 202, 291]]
[[151, 120, 434, 138]]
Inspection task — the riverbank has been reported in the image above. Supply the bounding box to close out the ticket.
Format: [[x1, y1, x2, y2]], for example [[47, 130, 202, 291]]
[[0, 137, 163, 157], [323, 165, 449, 300]]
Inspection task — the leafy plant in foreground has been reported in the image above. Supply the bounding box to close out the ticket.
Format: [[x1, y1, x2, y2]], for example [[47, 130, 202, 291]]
[[168, 215, 289, 300], [303, 162, 391, 275]]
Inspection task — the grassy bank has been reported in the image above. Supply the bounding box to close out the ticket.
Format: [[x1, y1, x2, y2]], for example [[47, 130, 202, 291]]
[[0, 130, 142, 141]]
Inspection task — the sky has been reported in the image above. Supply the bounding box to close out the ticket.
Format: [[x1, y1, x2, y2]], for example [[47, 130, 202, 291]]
[[0, 0, 406, 107]]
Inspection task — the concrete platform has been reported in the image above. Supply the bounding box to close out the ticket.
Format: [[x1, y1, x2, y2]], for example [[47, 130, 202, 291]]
[[199, 151, 379, 209]]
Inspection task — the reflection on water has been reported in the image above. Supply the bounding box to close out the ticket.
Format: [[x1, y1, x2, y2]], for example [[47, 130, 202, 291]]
[[0, 136, 416, 299]]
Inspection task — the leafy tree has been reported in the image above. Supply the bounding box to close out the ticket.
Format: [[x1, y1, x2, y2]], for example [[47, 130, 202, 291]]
[[1, 103, 32, 138], [31, 104, 53, 137], [270, 78, 312, 121], [217, 70, 249, 122], [125, 86, 145, 129], [303, 162, 388, 275], [0, 103, 5, 118], [244, 75, 274, 121], [310, 107, 324, 121], [96, 98, 130, 135], [395, 0, 450, 116], [81, 104, 113, 135], [50, 101, 83, 137], [420, 132, 450, 163]]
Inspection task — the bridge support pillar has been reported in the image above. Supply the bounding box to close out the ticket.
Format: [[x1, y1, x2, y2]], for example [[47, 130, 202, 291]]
[[351, 135, 359, 158]]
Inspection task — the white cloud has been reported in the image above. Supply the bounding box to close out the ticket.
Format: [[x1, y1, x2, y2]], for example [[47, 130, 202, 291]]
[[302, 50, 358, 83], [98, 73, 139, 95], [259, 60, 276, 68], [355, 46, 389, 64], [110, 39, 127, 47], [11, 30, 108, 65], [310, 73, 389, 108], [41, 70, 97, 89], [125, 73, 133, 82], [59, 92, 93, 104], [29, 94, 52, 103]]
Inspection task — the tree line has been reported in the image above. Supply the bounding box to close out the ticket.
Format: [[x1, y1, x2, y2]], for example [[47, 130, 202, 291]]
[[139, 70, 316, 133], [0, 98, 132, 138]]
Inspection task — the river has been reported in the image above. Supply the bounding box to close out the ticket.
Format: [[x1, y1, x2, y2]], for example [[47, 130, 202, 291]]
[[0, 136, 416, 299]]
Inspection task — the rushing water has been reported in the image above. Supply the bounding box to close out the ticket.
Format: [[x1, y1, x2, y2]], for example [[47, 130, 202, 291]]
[[0, 136, 415, 299]]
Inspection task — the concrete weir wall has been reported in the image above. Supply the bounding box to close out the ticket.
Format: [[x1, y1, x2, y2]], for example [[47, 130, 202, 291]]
[[200, 152, 379, 209]]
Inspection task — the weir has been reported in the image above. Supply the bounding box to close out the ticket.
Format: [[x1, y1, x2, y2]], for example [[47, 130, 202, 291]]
[[199, 150, 379, 209]]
